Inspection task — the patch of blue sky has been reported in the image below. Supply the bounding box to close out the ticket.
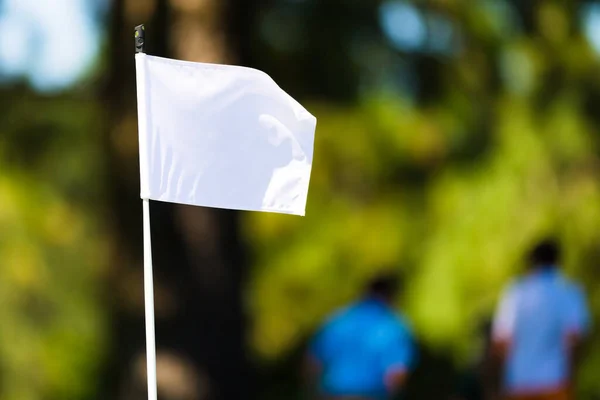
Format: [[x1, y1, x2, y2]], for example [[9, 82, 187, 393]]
[[0, 0, 105, 92], [582, 3, 600, 56]]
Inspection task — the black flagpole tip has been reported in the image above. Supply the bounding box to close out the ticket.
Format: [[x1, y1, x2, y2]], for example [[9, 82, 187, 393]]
[[135, 24, 145, 53]]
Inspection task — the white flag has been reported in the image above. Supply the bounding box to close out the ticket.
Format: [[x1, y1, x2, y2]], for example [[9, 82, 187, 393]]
[[135, 54, 316, 216]]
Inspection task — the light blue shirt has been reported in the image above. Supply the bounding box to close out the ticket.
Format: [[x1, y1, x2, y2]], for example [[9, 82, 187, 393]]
[[309, 298, 415, 399], [493, 269, 590, 393]]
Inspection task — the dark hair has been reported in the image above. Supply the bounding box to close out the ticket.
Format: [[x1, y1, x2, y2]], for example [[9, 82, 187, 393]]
[[529, 238, 560, 267], [367, 272, 401, 300]]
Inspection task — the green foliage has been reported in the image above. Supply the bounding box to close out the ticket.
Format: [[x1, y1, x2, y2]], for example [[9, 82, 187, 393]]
[[3, 0, 600, 398], [0, 90, 107, 400], [246, 1, 600, 397]]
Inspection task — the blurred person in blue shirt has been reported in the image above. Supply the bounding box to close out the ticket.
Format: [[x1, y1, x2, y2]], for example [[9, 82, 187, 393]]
[[305, 272, 416, 400], [491, 239, 591, 400]]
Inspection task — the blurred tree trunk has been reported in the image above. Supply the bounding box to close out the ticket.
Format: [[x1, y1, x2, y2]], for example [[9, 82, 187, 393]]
[[100, 0, 256, 399]]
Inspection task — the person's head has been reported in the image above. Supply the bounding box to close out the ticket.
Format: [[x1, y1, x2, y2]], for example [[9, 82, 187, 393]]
[[366, 272, 401, 302], [528, 238, 560, 271]]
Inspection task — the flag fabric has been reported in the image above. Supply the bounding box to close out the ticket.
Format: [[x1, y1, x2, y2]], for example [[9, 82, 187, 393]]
[[135, 54, 316, 216]]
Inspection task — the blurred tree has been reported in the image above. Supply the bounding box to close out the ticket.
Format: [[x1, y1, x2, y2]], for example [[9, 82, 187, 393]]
[[0, 86, 107, 400], [100, 0, 257, 399], [3, 0, 600, 400], [243, 1, 600, 399]]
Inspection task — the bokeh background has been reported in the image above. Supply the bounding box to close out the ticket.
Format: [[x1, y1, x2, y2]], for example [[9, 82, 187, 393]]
[[1, 0, 600, 399]]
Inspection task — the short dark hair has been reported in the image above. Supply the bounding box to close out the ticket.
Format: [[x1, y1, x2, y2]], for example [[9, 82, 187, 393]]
[[367, 272, 401, 299], [529, 238, 560, 267]]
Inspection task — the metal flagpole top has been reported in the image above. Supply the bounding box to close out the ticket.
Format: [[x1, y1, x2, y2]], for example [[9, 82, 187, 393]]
[[135, 24, 146, 53]]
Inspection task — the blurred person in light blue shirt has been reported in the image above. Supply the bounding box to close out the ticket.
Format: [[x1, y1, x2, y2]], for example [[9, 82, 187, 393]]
[[492, 239, 591, 400], [305, 272, 416, 400]]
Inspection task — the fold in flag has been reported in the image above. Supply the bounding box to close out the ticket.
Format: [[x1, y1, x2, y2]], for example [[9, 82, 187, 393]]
[[135, 54, 316, 216]]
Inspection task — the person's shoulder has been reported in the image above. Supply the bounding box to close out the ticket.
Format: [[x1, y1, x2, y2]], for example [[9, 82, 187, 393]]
[[570, 282, 586, 297], [501, 278, 524, 296], [557, 275, 585, 297], [387, 311, 413, 336], [321, 302, 360, 327], [547, 275, 589, 312]]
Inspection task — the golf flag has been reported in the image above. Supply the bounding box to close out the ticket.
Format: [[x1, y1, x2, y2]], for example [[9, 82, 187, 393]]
[[135, 54, 316, 216]]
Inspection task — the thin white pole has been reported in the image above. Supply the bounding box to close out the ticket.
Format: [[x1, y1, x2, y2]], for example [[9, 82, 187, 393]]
[[135, 24, 156, 400], [142, 198, 158, 400]]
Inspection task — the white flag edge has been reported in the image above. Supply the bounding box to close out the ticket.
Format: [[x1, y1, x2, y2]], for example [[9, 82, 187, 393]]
[[134, 53, 316, 216]]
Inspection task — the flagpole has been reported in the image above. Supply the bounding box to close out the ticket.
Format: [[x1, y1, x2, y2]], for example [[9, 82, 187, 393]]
[[135, 24, 158, 400], [142, 198, 157, 400]]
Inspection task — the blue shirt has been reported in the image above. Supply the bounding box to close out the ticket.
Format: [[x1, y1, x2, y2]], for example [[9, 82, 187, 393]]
[[309, 298, 416, 399], [493, 269, 591, 393]]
